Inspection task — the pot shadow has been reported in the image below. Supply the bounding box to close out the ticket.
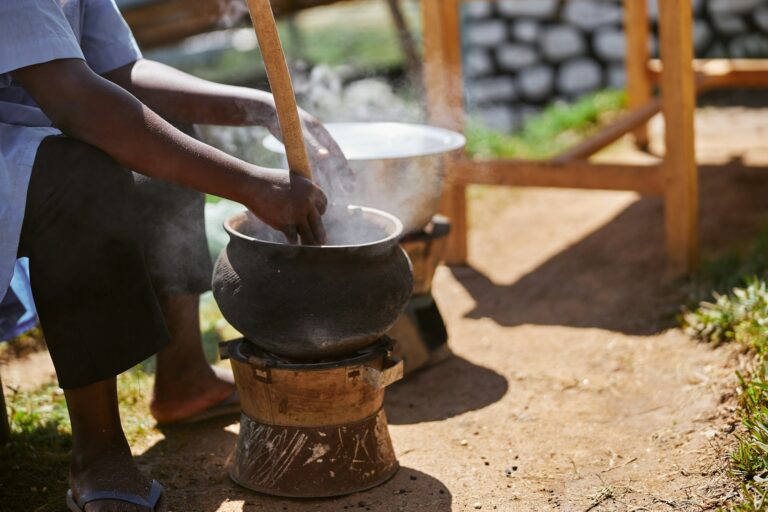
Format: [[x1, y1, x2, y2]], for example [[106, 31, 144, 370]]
[[453, 161, 768, 336], [136, 418, 452, 511], [385, 355, 509, 424]]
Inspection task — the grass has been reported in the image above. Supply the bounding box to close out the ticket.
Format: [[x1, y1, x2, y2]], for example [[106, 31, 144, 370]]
[[466, 89, 627, 160], [0, 300, 232, 511], [171, 12, 405, 85], [681, 228, 768, 511], [0, 370, 156, 512]]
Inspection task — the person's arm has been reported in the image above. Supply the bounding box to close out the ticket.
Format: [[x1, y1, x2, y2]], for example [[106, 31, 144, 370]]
[[12, 58, 326, 244], [104, 59, 277, 127], [104, 59, 351, 182]]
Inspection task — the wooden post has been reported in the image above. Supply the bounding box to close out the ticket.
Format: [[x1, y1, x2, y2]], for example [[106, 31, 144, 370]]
[[422, 0, 468, 265], [385, 0, 422, 84], [658, 0, 698, 273], [623, 0, 652, 150]]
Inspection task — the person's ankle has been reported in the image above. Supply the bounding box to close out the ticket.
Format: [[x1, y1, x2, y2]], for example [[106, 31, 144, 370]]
[[71, 436, 132, 474]]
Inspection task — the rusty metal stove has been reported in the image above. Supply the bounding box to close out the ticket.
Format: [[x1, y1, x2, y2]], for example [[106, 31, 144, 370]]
[[222, 337, 403, 498]]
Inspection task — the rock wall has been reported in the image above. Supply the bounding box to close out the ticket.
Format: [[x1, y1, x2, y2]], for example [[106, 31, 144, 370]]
[[463, 0, 768, 131]]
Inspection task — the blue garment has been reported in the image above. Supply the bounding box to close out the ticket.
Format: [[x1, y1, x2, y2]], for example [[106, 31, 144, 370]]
[[0, 260, 37, 341], [0, 0, 142, 324]]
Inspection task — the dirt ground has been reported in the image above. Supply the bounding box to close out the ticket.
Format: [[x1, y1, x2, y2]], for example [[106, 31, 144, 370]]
[[6, 104, 768, 511]]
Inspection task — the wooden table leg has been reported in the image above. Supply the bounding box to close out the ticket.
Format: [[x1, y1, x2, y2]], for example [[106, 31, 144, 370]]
[[422, 0, 468, 265], [623, 0, 652, 150], [658, 0, 698, 274]]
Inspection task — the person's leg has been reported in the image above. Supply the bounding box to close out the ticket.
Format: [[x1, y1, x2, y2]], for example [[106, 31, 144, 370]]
[[67, 378, 165, 511], [129, 135, 235, 423], [151, 294, 234, 423], [18, 136, 169, 511]]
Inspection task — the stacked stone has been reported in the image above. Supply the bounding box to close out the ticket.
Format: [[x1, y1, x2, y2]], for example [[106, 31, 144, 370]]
[[463, 0, 768, 132]]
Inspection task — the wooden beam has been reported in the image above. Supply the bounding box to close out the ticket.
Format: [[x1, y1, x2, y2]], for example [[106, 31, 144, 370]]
[[552, 98, 662, 163], [422, 0, 468, 265], [658, 0, 698, 274], [452, 159, 664, 195], [122, 0, 231, 49], [623, 0, 652, 150], [648, 58, 768, 91]]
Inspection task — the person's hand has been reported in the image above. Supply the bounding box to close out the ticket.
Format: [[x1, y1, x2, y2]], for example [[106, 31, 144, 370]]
[[243, 167, 328, 245], [266, 109, 354, 195]]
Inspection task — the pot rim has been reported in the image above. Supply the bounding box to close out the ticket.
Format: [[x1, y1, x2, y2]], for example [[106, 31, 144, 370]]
[[262, 122, 467, 161], [223, 204, 405, 249]]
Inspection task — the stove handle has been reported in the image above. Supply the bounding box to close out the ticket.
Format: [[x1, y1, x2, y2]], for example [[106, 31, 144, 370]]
[[363, 356, 404, 389]]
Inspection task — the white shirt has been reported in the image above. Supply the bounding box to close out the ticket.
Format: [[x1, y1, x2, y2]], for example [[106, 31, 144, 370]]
[[0, 0, 142, 301]]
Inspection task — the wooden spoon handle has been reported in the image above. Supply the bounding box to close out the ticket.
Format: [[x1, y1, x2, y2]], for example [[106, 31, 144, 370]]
[[245, 0, 313, 181]]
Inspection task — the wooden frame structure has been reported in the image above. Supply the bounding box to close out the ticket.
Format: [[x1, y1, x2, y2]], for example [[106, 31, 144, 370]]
[[422, 0, 768, 274]]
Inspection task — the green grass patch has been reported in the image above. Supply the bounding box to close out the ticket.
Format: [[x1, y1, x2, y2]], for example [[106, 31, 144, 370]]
[[466, 89, 627, 159], [175, 19, 403, 85], [0, 370, 156, 512], [682, 228, 768, 511]]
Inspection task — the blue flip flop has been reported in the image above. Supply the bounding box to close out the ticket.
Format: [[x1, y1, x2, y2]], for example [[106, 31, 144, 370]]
[[66, 480, 164, 511]]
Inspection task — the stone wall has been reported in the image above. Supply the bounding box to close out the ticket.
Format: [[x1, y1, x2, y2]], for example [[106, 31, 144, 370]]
[[463, 0, 768, 132]]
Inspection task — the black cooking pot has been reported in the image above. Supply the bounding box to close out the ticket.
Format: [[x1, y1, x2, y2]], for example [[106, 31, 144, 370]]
[[212, 205, 413, 360]]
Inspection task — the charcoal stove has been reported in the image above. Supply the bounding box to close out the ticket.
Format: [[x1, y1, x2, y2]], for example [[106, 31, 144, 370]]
[[222, 337, 402, 498], [212, 205, 412, 498]]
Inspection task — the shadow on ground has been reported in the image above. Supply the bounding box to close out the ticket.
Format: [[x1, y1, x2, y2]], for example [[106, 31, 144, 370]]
[[455, 162, 768, 335], [1, 426, 71, 512], [137, 417, 452, 511], [385, 355, 508, 424]]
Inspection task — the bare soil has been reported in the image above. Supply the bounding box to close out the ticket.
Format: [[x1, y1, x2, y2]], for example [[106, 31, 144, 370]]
[[5, 105, 768, 511]]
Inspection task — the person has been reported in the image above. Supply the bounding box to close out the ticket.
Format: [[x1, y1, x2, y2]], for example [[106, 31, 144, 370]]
[[0, 0, 351, 510]]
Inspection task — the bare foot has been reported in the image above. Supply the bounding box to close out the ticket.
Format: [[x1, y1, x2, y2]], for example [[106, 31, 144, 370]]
[[70, 445, 166, 511], [150, 364, 236, 424]]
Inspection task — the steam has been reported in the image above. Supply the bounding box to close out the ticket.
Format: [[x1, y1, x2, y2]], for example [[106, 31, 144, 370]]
[[237, 206, 391, 247], [201, 65, 445, 246], [216, 0, 249, 29], [293, 65, 422, 124]]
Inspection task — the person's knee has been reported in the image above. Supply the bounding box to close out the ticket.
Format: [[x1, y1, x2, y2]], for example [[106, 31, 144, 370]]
[[40, 137, 139, 237]]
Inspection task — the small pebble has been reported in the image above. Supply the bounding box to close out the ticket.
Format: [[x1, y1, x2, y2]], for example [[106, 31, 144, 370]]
[[473, 502, 482, 509], [460, 439, 468, 446]]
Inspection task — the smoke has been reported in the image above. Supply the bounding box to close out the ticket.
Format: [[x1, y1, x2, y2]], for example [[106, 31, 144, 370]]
[[293, 65, 423, 124], [201, 65, 448, 245]]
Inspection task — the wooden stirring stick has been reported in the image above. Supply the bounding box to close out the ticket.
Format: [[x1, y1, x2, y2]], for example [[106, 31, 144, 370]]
[[245, 0, 313, 181]]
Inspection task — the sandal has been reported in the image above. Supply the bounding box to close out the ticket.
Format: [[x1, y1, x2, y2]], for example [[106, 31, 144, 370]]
[[66, 480, 164, 511]]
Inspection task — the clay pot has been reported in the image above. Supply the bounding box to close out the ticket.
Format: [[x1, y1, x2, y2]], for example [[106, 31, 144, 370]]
[[212, 205, 413, 360]]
